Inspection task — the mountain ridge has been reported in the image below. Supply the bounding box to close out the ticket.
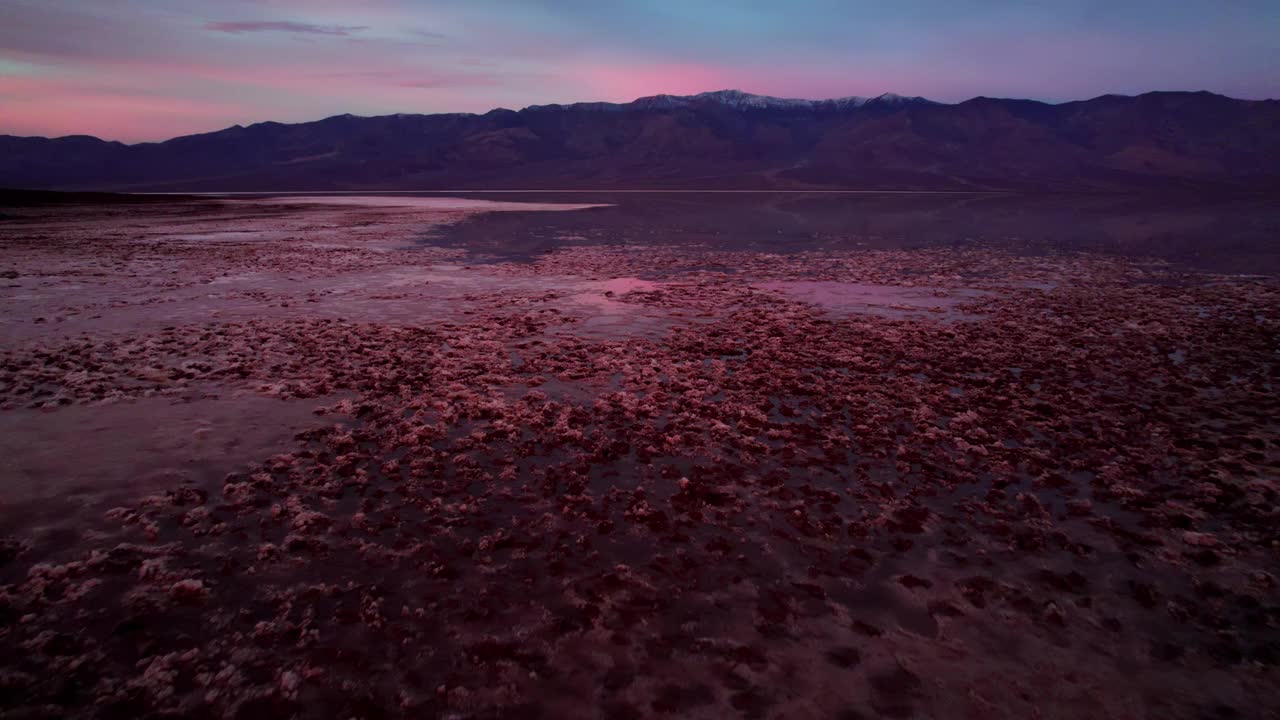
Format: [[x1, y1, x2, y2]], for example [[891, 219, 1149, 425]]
[[3, 89, 1278, 192], [12, 89, 1272, 144]]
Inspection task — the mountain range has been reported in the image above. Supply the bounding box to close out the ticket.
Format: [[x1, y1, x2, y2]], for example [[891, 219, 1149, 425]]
[[2, 89, 1278, 192]]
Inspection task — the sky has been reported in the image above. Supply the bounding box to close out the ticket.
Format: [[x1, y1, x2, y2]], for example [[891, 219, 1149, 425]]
[[1, 0, 1277, 143]]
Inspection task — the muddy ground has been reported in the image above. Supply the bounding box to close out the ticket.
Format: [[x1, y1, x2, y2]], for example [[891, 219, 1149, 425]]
[[0, 194, 1276, 719]]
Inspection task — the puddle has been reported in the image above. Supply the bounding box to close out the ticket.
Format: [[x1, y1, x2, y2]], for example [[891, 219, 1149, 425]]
[[250, 196, 610, 212], [167, 231, 291, 243], [0, 389, 343, 509], [756, 280, 988, 320]]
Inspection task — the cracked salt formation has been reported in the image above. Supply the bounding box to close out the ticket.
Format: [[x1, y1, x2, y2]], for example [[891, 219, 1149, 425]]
[[0, 196, 1276, 719]]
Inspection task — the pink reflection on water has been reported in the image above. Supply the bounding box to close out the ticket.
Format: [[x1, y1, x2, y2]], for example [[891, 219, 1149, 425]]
[[756, 280, 987, 320]]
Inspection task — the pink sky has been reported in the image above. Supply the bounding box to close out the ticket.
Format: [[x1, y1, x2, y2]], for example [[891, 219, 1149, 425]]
[[2, 0, 1276, 142]]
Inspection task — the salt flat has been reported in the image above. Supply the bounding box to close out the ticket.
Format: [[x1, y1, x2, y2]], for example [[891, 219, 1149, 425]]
[[0, 192, 1276, 720]]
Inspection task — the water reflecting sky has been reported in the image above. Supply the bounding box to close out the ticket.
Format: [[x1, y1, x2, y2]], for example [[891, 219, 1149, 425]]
[[409, 192, 1280, 274]]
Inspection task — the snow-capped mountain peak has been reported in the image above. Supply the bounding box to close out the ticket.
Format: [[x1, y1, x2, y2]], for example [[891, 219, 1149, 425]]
[[691, 90, 821, 109], [872, 92, 933, 104], [523, 90, 935, 113], [630, 89, 933, 111]]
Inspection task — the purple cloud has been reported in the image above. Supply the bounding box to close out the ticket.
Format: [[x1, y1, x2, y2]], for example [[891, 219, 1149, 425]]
[[409, 29, 450, 42], [205, 21, 367, 37]]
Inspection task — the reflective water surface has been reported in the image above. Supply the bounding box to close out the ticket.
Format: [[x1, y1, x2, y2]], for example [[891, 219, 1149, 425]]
[[415, 191, 1280, 274]]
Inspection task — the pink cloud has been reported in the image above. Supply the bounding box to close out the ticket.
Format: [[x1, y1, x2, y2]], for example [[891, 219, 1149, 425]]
[[0, 57, 529, 141], [0, 92, 251, 141]]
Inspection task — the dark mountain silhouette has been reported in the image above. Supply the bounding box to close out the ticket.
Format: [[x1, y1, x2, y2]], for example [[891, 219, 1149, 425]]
[[2, 89, 1278, 191]]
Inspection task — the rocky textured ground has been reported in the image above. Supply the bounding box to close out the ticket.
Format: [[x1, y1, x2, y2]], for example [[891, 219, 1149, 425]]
[[0, 196, 1276, 719]]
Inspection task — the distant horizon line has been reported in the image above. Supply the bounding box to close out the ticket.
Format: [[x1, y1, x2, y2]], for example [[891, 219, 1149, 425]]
[[147, 190, 1012, 196], [121, 188, 1275, 197], [4, 87, 1274, 146]]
